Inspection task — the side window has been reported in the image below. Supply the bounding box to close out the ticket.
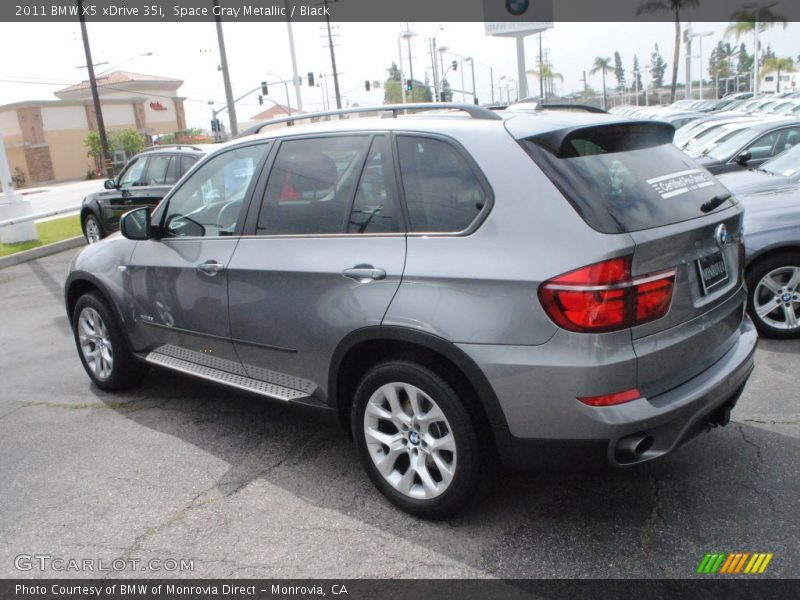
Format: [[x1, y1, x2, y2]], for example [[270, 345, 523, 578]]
[[256, 136, 370, 235], [747, 130, 781, 161], [161, 144, 268, 238], [181, 155, 198, 176], [780, 128, 800, 153], [119, 157, 147, 188], [348, 137, 402, 234], [164, 155, 181, 184], [397, 136, 487, 233], [143, 155, 172, 185]]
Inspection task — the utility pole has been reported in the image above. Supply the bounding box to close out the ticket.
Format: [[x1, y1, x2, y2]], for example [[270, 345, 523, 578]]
[[213, 0, 238, 137], [428, 38, 440, 102], [323, 0, 342, 109], [285, 0, 303, 111], [538, 32, 544, 100], [77, 0, 112, 178], [753, 17, 760, 95]]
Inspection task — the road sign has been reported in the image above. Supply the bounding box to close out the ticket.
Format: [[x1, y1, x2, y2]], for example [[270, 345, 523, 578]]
[[484, 22, 553, 37]]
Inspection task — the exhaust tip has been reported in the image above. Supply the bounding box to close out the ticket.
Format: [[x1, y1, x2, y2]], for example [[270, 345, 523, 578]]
[[616, 434, 655, 463]]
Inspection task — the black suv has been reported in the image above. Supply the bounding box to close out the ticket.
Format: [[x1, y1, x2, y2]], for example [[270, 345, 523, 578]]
[[81, 145, 210, 243]]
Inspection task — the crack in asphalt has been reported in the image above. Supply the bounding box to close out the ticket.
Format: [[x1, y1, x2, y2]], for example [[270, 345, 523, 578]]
[[641, 464, 668, 559], [740, 418, 800, 426], [737, 424, 765, 465]]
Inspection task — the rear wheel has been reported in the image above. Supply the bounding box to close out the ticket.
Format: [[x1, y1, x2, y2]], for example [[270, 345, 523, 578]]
[[746, 252, 800, 339], [72, 292, 147, 390], [351, 361, 481, 518], [83, 214, 104, 244]]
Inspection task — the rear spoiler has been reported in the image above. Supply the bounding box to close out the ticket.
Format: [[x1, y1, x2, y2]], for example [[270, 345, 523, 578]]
[[527, 121, 675, 158]]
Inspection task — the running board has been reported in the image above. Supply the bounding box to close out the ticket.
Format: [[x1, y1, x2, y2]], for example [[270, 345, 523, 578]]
[[145, 351, 311, 402]]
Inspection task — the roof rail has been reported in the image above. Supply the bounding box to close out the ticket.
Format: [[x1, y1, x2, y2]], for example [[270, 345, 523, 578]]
[[505, 101, 608, 114], [237, 102, 503, 137], [143, 144, 205, 152]]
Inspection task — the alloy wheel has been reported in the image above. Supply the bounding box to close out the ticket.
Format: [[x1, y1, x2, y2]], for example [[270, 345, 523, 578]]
[[753, 266, 800, 332], [363, 382, 457, 500], [84, 217, 102, 243], [78, 307, 114, 380]]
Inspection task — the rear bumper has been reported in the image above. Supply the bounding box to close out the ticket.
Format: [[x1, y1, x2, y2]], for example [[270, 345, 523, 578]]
[[461, 316, 758, 469]]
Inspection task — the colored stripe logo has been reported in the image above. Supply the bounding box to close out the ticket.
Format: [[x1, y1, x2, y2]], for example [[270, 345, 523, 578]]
[[697, 552, 773, 574]]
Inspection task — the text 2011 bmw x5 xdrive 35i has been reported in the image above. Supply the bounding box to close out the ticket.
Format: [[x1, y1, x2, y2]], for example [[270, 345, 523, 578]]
[[65, 103, 757, 518]]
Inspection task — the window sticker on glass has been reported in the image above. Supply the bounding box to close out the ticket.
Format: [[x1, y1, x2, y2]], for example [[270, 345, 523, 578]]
[[646, 169, 716, 200]]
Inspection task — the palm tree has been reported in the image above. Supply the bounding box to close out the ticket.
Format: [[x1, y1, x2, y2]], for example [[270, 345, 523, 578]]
[[636, 0, 700, 104], [761, 56, 796, 92], [590, 57, 612, 110], [527, 65, 564, 102], [725, 4, 787, 93]]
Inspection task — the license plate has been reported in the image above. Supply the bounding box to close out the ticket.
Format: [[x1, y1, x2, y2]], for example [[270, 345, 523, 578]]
[[697, 250, 728, 294]]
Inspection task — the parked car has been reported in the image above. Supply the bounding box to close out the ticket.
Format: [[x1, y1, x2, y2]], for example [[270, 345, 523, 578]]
[[65, 104, 757, 517], [80, 145, 210, 243], [717, 143, 800, 195], [696, 118, 800, 175], [740, 188, 800, 338]]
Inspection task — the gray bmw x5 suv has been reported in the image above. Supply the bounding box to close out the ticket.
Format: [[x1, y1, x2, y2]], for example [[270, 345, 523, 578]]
[[65, 103, 758, 518]]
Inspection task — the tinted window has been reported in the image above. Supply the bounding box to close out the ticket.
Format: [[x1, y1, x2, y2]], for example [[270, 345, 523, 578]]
[[397, 136, 486, 232], [162, 144, 267, 238], [144, 155, 172, 185], [181, 155, 198, 175], [523, 132, 733, 234], [119, 157, 147, 188], [348, 137, 402, 234], [164, 155, 180, 184], [256, 136, 370, 235]]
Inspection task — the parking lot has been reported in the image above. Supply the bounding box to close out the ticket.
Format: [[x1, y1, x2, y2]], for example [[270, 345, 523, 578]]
[[0, 248, 797, 579]]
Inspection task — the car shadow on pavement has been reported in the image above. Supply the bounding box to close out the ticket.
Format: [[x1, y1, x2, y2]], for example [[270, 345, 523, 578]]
[[99, 368, 799, 578]]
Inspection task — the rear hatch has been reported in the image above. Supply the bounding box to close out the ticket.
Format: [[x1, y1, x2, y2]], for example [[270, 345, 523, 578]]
[[513, 118, 745, 397]]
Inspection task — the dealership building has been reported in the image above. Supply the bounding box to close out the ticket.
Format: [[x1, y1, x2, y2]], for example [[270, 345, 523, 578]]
[[0, 71, 187, 186]]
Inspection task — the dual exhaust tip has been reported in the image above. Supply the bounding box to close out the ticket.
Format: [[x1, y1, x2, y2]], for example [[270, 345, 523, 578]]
[[616, 433, 655, 463]]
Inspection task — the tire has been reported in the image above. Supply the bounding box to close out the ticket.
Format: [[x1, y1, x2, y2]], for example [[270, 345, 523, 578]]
[[72, 292, 147, 391], [83, 214, 104, 244], [746, 251, 800, 339], [351, 360, 482, 519]]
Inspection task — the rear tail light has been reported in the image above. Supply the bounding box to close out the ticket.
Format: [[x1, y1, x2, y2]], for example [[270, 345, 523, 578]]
[[539, 256, 675, 333]]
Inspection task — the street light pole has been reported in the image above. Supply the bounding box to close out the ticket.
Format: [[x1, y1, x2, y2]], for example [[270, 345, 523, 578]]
[[77, 0, 112, 178], [213, 0, 238, 137], [284, 0, 303, 112], [466, 57, 478, 104]]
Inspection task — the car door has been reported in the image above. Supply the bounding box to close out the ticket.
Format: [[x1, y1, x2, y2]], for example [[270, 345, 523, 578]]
[[101, 155, 149, 229], [227, 134, 406, 398], [126, 142, 271, 372]]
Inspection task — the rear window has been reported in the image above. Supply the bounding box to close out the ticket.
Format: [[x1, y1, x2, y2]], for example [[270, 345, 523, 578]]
[[523, 124, 734, 233]]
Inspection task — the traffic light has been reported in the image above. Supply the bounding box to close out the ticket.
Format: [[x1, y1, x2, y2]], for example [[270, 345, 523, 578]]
[[451, 60, 458, 72], [307, 72, 315, 87], [261, 81, 268, 95], [365, 80, 371, 91], [210, 119, 217, 132], [405, 79, 413, 92], [258, 94, 263, 105]]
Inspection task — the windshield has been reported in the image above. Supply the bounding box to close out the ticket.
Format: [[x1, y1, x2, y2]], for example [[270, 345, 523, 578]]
[[684, 124, 731, 153], [688, 127, 752, 158], [761, 143, 800, 177], [705, 129, 759, 161], [674, 121, 717, 147]]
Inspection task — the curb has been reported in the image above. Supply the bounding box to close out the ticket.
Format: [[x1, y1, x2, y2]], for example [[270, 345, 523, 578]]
[[0, 236, 86, 270]]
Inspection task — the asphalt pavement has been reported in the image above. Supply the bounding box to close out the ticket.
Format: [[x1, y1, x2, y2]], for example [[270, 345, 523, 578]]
[[0, 249, 797, 579]]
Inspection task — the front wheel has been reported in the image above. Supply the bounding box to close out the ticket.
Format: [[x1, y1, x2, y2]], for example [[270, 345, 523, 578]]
[[351, 361, 481, 519], [83, 214, 104, 244], [747, 252, 800, 339], [72, 292, 147, 390]]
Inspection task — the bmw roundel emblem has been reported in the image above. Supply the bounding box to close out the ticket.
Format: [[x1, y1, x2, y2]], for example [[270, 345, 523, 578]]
[[715, 223, 728, 248], [409, 431, 420, 445], [506, 0, 530, 16]]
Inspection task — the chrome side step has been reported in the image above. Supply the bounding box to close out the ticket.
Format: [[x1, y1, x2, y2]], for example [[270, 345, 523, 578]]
[[146, 351, 311, 402]]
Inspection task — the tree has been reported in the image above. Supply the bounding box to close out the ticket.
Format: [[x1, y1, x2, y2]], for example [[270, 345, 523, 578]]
[[440, 79, 453, 102], [84, 131, 104, 160], [725, 4, 787, 92], [115, 129, 145, 157], [632, 55, 643, 92], [613, 51, 626, 91], [527, 64, 563, 101], [709, 41, 734, 95], [650, 43, 667, 88], [737, 43, 753, 81], [590, 56, 612, 110], [637, 0, 701, 103], [382, 61, 432, 103], [761, 56, 797, 92]]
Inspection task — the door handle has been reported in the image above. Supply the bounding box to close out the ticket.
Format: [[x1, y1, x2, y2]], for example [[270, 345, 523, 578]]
[[342, 265, 387, 282], [197, 261, 225, 276]]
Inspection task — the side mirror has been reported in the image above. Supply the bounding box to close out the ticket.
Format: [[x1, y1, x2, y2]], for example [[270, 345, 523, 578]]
[[119, 207, 151, 241], [103, 179, 117, 190], [736, 150, 752, 166]]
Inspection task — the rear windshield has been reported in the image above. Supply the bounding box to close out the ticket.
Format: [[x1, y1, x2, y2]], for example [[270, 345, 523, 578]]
[[522, 127, 734, 233]]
